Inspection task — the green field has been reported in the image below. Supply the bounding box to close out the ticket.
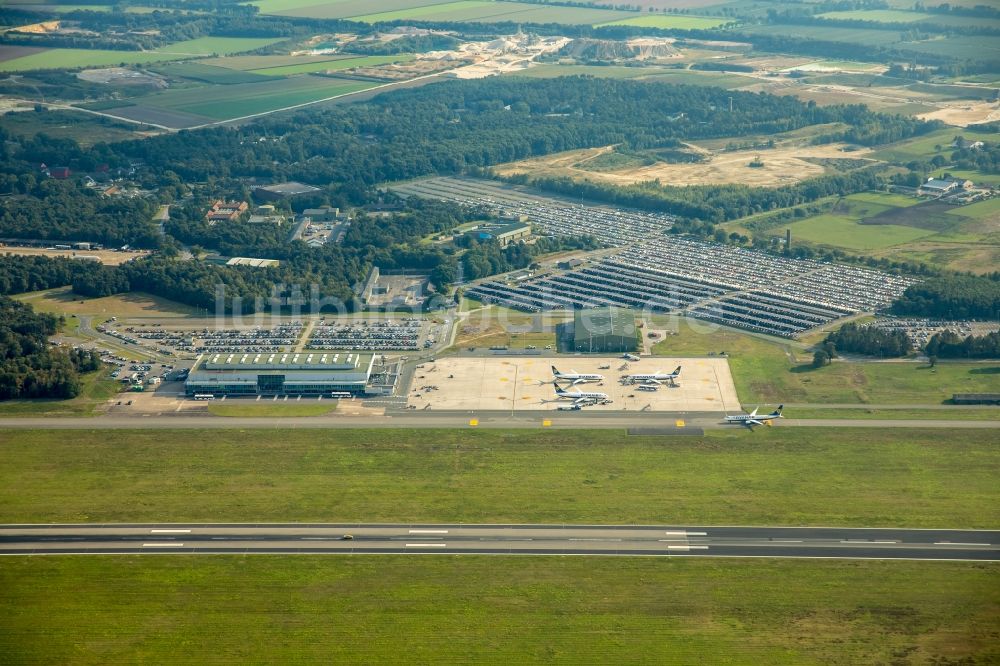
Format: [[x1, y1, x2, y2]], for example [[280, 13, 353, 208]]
[[782, 214, 935, 249], [2, 557, 996, 664], [207, 402, 336, 417], [598, 14, 732, 29], [0, 371, 119, 418], [738, 23, 905, 46], [946, 197, 1000, 219], [652, 319, 1000, 405], [0, 36, 285, 72], [510, 65, 751, 88], [819, 9, 933, 22], [2, 427, 998, 527], [251, 0, 633, 23], [200, 53, 354, 70], [250, 54, 414, 76], [0, 109, 144, 145], [845, 191, 924, 208], [149, 61, 270, 85], [137, 75, 377, 119]]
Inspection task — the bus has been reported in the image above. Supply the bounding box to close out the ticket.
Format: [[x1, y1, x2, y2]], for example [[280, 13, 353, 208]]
[[193, 393, 216, 401]]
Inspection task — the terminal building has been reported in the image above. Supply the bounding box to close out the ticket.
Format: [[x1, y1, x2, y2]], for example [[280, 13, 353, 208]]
[[572, 306, 638, 353], [185, 351, 376, 397]]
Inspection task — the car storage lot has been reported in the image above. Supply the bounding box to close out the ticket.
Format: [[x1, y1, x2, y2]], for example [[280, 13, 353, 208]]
[[408, 356, 740, 412]]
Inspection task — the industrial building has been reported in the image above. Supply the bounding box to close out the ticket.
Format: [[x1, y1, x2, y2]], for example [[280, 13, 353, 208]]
[[185, 351, 375, 397], [572, 306, 637, 353], [466, 221, 531, 247], [254, 182, 322, 201]]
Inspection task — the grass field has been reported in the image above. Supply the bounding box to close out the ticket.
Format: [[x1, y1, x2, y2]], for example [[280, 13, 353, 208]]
[[207, 402, 336, 417], [819, 8, 932, 22], [946, 196, 1000, 219], [1, 427, 997, 527], [784, 407, 1000, 420], [250, 54, 414, 76], [0, 371, 119, 418], [1, 557, 996, 664], [598, 14, 731, 29], [873, 128, 997, 162], [781, 214, 935, 249], [200, 53, 354, 70], [16, 288, 201, 317], [135, 75, 377, 120], [0, 36, 285, 72], [651, 319, 1000, 404]]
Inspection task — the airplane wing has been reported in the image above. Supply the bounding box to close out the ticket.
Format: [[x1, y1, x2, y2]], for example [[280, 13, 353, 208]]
[[571, 378, 585, 386], [746, 419, 763, 427], [644, 379, 662, 386]]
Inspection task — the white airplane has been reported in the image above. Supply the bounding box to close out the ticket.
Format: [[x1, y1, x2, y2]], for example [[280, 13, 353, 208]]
[[725, 405, 784, 428], [554, 386, 610, 406], [622, 353, 640, 361], [624, 366, 681, 386], [550, 365, 603, 386]]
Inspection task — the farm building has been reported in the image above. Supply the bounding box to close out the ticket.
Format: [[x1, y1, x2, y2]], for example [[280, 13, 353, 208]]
[[206, 200, 248, 223], [919, 178, 973, 196], [572, 306, 638, 353], [185, 351, 375, 397]]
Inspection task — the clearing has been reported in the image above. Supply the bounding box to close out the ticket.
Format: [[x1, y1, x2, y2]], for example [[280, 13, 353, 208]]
[[494, 143, 875, 188]]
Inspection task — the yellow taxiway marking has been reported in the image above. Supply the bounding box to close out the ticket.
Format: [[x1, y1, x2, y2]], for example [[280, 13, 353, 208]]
[[675, 419, 685, 428], [542, 419, 552, 427], [469, 419, 478, 427]]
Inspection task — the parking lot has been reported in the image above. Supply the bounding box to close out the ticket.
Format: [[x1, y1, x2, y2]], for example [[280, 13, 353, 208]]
[[407, 356, 740, 413]]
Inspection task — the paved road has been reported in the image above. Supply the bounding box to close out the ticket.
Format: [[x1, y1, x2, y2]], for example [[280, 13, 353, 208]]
[[1, 524, 995, 560], [0, 413, 998, 430]]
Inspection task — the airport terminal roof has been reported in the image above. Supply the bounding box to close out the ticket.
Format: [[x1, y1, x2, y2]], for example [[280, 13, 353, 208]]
[[574, 306, 636, 339]]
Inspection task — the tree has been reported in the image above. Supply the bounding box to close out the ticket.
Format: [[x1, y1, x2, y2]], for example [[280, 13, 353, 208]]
[[928, 354, 938, 367], [812, 350, 830, 368]]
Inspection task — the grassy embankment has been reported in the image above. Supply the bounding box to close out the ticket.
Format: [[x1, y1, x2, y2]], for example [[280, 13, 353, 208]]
[[1, 428, 996, 527], [2, 556, 996, 665]]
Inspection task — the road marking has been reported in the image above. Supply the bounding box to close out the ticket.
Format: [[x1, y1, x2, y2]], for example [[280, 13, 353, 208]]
[[405, 543, 447, 548], [569, 538, 622, 542], [142, 543, 184, 547], [771, 539, 803, 542], [542, 419, 551, 427], [150, 529, 190, 534], [664, 531, 686, 536], [409, 529, 449, 534], [675, 419, 685, 427], [871, 541, 899, 544], [934, 542, 991, 546], [667, 545, 709, 551], [469, 419, 478, 427]]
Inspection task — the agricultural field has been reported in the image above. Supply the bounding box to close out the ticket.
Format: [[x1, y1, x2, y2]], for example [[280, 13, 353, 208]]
[[493, 142, 874, 188], [95, 75, 380, 127], [737, 23, 906, 46], [249, 0, 636, 24], [597, 14, 732, 29], [2, 557, 996, 665], [0, 36, 285, 72], [149, 62, 271, 85], [818, 9, 933, 22], [199, 53, 355, 70], [250, 54, 415, 76], [510, 65, 752, 88], [1, 427, 998, 526]]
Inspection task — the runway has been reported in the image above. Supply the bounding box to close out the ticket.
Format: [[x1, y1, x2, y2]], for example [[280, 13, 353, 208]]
[[0, 414, 998, 430], [1, 524, 996, 561]]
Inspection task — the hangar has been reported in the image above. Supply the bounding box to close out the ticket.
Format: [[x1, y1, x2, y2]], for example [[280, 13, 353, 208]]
[[573, 306, 638, 353], [185, 351, 375, 397]]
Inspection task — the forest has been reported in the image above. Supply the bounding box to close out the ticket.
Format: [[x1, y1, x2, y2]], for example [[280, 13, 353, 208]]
[[824, 321, 911, 358], [0, 295, 101, 400], [891, 275, 1000, 320], [925, 329, 1000, 359]]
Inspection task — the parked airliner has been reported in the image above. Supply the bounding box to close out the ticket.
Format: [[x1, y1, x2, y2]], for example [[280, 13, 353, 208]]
[[550, 366, 604, 386]]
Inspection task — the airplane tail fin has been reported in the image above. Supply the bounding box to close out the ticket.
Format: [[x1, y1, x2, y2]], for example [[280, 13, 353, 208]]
[[674, 366, 681, 375], [774, 404, 784, 416], [551, 365, 560, 376]]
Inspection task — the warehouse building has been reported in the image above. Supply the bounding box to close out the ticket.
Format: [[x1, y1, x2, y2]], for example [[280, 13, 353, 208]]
[[572, 306, 637, 353], [466, 221, 531, 247], [185, 351, 375, 397]]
